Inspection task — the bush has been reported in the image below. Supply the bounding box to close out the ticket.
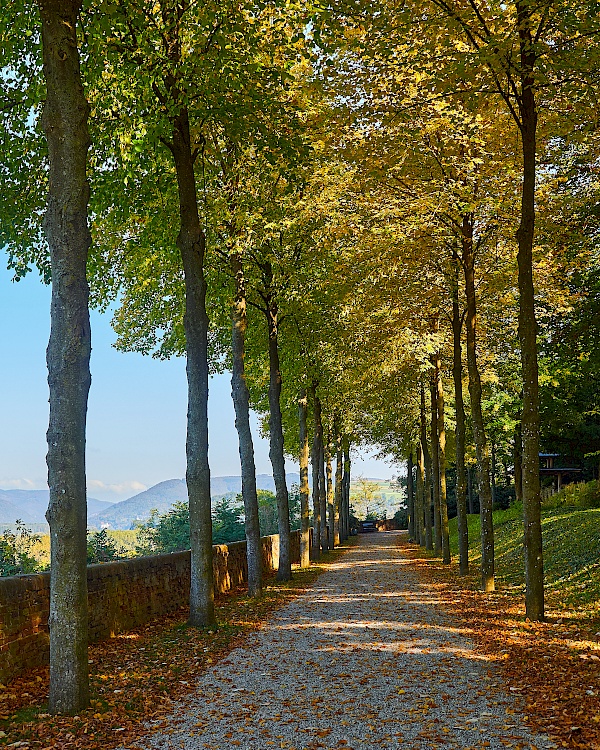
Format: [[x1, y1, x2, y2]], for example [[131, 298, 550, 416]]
[[0, 522, 41, 577], [542, 480, 600, 510]]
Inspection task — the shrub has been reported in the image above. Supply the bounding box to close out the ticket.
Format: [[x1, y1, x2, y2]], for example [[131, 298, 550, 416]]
[[542, 480, 600, 510]]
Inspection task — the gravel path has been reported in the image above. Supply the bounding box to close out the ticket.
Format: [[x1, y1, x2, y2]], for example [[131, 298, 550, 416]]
[[143, 532, 556, 750]]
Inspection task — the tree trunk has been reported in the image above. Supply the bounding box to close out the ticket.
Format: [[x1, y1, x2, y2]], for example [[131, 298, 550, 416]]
[[334, 428, 342, 546], [514, 420, 523, 503], [516, 0, 544, 620], [430, 372, 442, 556], [452, 269, 469, 575], [298, 388, 311, 568], [491, 440, 497, 506], [407, 452, 415, 540], [467, 464, 474, 514], [434, 354, 451, 564], [343, 438, 351, 538], [462, 213, 495, 592], [265, 292, 292, 581], [326, 438, 334, 548], [420, 383, 433, 551], [416, 442, 426, 546], [170, 108, 216, 626], [230, 252, 262, 596], [311, 383, 321, 558], [40, 0, 91, 714], [319, 432, 328, 552]]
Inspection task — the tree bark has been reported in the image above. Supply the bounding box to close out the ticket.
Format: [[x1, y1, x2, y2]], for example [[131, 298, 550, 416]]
[[318, 430, 328, 552], [452, 267, 469, 575], [407, 452, 415, 540], [169, 108, 216, 625], [514, 420, 523, 503], [434, 354, 451, 564], [325, 437, 335, 548], [467, 464, 474, 515], [343, 438, 351, 539], [430, 372, 442, 556], [265, 290, 292, 581], [310, 383, 321, 558], [420, 383, 433, 551], [334, 428, 342, 546], [491, 440, 497, 506], [462, 213, 495, 592], [516, 0, 544, 620], [40, 0, 91, 714], [416, 442, 426, 546], [298, 388, 311, 568], [230, 252, 262, 596]]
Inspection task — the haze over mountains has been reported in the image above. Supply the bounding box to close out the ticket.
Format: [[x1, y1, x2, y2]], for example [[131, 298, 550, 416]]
[[0, 490, 113, 525], [0, 474, 301, 529]]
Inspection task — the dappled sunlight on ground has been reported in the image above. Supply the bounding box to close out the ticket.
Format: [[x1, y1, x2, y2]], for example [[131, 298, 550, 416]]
[[135, 531, 557, 750]]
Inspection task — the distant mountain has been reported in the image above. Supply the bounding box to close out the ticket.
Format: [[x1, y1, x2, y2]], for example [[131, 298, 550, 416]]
[[89, 479, 188, 529], [90, 473, 302, 530], [0, 489, 113, 525]]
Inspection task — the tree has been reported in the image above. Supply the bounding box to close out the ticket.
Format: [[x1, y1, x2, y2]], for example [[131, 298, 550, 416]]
[[38, 0, 92, 714], [298, 388, 311, 566], [86, 530, 124, 564], [0, 522, 41, 577], [135, 502, 191, 555]]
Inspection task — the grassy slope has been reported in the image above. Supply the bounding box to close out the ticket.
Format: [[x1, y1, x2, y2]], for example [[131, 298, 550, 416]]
[[449, 504, 600, 616]]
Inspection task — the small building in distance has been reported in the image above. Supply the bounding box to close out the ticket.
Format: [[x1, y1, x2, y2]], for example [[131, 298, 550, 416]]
[[539, 453, 582, 492]]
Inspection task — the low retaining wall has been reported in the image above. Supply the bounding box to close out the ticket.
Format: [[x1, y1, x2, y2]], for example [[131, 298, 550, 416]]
[[0, 530, 302, 683]]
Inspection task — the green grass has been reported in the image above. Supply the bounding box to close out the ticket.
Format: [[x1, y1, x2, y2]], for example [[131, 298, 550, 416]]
[[449, 503, 600, 615]]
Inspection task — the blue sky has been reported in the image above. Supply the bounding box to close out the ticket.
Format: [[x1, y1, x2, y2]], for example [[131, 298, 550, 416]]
[[0, 257, 395, 502]]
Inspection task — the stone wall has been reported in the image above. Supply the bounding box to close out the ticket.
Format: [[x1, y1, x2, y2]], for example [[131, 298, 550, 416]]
[[0, 530, 302, 683]]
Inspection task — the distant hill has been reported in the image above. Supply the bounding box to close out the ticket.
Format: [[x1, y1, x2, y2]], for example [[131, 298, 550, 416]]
[[90, 473, 302, 529], [89, 479, 188, 529], [0, 489, 113, 525]]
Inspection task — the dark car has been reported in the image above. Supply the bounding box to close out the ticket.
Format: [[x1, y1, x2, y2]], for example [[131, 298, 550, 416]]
[[359, 520, 378, 533]]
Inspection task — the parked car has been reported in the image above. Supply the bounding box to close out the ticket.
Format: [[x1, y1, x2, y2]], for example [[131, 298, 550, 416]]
[[359, 520, 378, 533]]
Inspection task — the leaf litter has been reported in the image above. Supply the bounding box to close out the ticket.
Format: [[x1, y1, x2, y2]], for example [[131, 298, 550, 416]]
[[400, 536, 600, 750], [105, 533, 557, 750]]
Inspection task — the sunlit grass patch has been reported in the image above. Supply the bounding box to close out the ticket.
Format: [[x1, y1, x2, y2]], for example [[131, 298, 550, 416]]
[[449, 503, 600, 616]]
